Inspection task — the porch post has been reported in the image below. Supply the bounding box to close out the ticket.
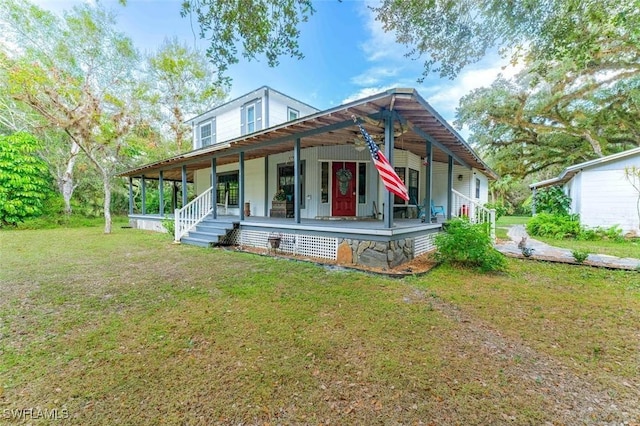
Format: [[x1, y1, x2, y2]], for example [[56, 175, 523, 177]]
[[239, 152, 245, 220], [384, 113, 394, 229], [158, 171, 164, 215], [211, 158, 217, 219], [264, 156, 269, 217], [425, 140, 432, 223], [172, 181, 177, 211], [294, 138, 301, 224], [447, 156, 453, 220], [181, 165, 187, 208], [141, 175, 146, 215], [128, 177, 134, 215]]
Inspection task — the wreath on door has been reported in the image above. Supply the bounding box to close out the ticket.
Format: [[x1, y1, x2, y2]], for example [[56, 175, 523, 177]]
[[336, 167, 353, 196]]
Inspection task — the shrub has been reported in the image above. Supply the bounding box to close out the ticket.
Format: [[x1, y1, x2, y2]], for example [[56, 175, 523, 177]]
[[435, 218, 507, 272], [572, 249, 589, 263], [535, 187, 571, 215], [162, 216, 175, 236], [526, 213, 581, 239], [0, 133, 53, 226], [484, 201, 508, 221], [577, 225, 624, 242]]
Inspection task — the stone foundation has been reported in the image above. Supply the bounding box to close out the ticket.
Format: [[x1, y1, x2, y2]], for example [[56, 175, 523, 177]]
[[337, 237, 414, 269]]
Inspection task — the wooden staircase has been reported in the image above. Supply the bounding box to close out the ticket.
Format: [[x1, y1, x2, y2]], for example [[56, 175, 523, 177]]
[[180, 215, 237, 248]]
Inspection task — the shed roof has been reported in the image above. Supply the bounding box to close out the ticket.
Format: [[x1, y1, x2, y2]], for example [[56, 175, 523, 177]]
[[119, 88, 498, 182], [529, 147, 640, 190]]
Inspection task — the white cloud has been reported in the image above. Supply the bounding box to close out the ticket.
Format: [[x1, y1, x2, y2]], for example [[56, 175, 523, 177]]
[[347, 2, 524, 127], [350, 66, 401, 86], [426, 60, 522, 118]]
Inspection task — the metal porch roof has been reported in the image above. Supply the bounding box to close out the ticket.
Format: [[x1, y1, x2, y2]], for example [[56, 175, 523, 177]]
[[529, 146, 640, 190], [118, 88, 498, 182]]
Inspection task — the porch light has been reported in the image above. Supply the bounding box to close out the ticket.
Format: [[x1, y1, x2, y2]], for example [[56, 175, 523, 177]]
[[458, 174, 464, 181]]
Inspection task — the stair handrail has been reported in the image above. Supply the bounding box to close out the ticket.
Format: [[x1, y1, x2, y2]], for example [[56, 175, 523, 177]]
[[451, 189, 496, 240], [174, 186, 213, 242]]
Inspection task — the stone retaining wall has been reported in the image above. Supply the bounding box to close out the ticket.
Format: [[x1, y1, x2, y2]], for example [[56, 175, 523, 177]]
[[337, 237, 414, 269]]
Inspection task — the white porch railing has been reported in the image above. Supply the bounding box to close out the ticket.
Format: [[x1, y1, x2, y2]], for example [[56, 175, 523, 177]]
[[451, 189, 496, 240], [174, 186, 214, 242]]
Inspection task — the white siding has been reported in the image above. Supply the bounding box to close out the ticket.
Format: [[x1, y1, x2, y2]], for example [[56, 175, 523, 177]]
[[215, 108, 242, 144], [472, 168, 489, 204], [268, 91, 317, 125], [191, 87, 319, 150], [191, 147, 493, 220], [194, 169, 211, 195], [579, 169, 639, 234], [561, 153, 640, 234]]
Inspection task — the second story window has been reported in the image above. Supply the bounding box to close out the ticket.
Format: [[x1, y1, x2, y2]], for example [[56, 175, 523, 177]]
[[200, 122, 212, 147], [246, 104, 256, 134], [288, 107, 299, 121]]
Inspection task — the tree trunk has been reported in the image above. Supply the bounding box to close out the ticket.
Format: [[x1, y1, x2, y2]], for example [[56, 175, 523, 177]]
[[102, 170, 112, 234], [59, 141, 80, 214]]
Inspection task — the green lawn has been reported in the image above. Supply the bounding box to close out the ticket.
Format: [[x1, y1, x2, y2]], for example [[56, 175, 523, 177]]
[[495, 216, 640, 259], [496, 215, 530, 226], [1, 226, 639, 424], [534, 236, 640, 259]]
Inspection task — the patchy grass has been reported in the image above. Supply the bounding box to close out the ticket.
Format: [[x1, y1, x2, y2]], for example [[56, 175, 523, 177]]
[[1, 227, 639, 424], [534, 236, 640, 259]]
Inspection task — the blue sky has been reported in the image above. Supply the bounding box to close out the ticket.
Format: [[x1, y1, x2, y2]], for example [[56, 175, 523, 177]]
[[35, 0, 519, 133]]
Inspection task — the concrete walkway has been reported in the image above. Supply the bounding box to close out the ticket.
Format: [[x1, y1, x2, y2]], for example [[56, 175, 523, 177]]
[[495, 225, 640, 271]]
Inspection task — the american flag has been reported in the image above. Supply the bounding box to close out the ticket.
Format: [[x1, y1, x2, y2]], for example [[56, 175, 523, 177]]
[[354, 118, 409, 201]]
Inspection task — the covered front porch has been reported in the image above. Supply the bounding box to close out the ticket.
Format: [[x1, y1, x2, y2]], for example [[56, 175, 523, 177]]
[[120, 88, 497, 269]]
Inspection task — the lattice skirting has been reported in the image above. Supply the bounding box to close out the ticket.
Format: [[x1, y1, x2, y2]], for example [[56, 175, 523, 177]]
[[414, 232, 438, 257], [239, 230, 338, 260]]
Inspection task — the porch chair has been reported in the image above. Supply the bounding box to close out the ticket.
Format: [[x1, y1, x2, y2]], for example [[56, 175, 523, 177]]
[[410, 196, 429, 222], [431, 200, 445, 218]]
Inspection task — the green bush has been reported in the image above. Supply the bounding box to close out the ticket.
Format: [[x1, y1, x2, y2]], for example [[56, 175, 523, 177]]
[[0, 133, 53, 226], [576, 225, 623, 242], [572, 249, 590, 263], [535, 187, 571, 215], [435, 218, 507, 272], [528, 213, 625, 242], [526, 213, 581, 239], [162, 216, 175, 236], [484, 201, 508, 221]]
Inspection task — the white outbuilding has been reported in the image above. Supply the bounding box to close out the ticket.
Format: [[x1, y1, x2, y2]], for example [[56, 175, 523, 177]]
[[530, 147, 640, 236]]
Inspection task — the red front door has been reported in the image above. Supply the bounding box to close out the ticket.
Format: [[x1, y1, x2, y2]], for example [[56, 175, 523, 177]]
[[332, 162, 356, 216]]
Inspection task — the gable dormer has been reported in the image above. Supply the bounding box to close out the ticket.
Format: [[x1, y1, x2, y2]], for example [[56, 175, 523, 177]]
[[187, 86, 319, 151]]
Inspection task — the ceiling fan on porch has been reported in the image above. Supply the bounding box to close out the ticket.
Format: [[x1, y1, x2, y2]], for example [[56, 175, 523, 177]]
[[350, 122, 408, 151]]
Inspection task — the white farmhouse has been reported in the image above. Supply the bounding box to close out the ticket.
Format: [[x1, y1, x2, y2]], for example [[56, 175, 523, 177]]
[[120, 87, 498, 269]]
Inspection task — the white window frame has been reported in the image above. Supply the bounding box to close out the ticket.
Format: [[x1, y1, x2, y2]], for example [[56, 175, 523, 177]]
[[199, 122, 212, 147], [246, 104, 256, 134], [288, 107, 299, 121]]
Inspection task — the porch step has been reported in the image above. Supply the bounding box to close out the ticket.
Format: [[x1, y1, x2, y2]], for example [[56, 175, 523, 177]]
[[180, 216, 238, 248]]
